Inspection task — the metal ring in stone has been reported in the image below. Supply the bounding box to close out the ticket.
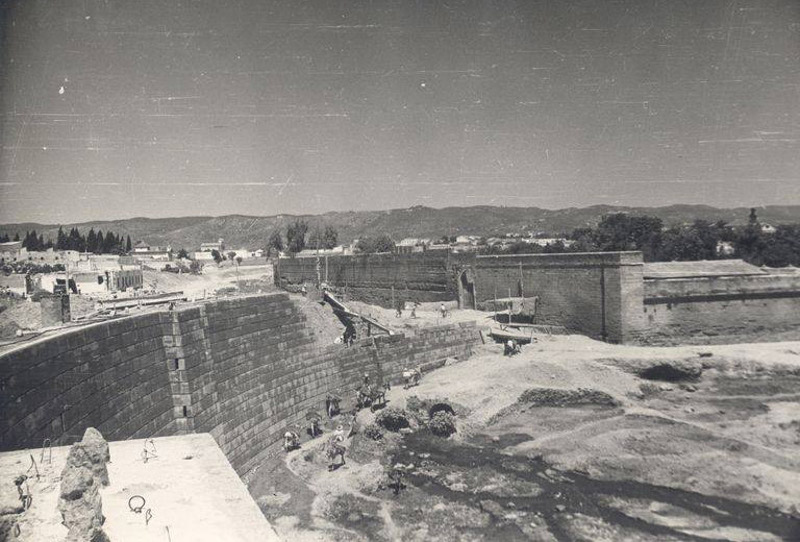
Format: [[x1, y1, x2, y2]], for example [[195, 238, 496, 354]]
[[128, 495, 146, 513]]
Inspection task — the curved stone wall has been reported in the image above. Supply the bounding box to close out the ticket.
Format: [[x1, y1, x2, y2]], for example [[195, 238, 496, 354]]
[[0, 293, 480, 475]]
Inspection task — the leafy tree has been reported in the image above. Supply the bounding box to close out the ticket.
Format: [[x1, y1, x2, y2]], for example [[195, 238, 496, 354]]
[[734, 221, 766, 265], [236, 256, 243, 265], [211, 249, 223, 264], [308, 225, 339, 250], [13, 233, 19, 241], [322, 226, 339, 249], [356, 234, 396, 254], [658, 220, 718, 261], [177, 248, 189, 259], [267, 230, 284, 257], [126, 235, 132, 253], [286, 220, 308, 254], [227, 251, 237, 262], [759, 225, 800, 267], [0, 234, 8, 242], [593, 213, 664, 261], [95, 231, 105, 254]]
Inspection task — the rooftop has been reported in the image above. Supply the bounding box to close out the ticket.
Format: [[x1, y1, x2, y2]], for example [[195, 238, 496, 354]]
[[643, 259, 766, 279]]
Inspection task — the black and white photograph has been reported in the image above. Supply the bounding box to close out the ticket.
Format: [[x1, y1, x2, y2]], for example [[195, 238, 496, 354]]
[[1, 0, 799, 540]]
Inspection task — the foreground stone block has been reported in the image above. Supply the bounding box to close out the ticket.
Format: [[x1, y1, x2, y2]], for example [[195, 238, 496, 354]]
[[58, 428, 110, 542], [80, 428, 111, 487]]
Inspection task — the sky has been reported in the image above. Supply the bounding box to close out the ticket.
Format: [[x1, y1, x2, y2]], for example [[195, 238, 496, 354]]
[[1, 0, 799, 224]]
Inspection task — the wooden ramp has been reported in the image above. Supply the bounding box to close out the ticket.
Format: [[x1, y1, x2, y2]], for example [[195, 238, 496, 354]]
[[323, 291, 393, 335]]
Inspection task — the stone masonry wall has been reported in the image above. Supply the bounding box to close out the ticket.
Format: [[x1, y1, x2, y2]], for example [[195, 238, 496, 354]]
[[0, 312, 177, 452], [635, 273, 800, 344], [0, 293, 480, 476], [472, 252, 645, 343], [275, 251, 455, 307]]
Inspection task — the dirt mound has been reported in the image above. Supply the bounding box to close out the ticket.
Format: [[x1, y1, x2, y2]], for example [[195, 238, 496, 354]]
[[639, 362, 703, 382], [517, 387, 620, 408]]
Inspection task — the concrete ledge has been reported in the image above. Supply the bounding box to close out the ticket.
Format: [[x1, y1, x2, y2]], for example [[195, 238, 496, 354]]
[[0, 433, 280, 542]]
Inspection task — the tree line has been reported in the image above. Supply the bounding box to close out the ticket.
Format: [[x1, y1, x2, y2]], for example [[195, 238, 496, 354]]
[[0, 227, 133, 254], [486, 209, 800, 268], [266, 221, 340, 256], [265, 219, 398, 256]]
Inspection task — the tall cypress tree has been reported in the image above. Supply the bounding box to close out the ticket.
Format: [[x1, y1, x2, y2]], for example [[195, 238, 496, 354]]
[[87, 228, 97, 253], [126, 235, 132, 253], [56, 227, 66, 250], [96, 231, 104, 254]]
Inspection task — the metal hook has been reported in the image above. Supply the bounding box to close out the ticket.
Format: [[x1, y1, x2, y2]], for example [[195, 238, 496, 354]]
[[26, 454, 40, 479]]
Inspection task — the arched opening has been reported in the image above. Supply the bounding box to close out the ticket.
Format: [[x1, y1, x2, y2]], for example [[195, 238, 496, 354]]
[[458, 270, 476, 310]]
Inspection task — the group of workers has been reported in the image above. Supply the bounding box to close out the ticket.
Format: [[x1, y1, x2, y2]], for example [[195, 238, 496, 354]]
[[393, 301, 449, 319], [283, 419, 348, 469], [283, 370, 424, 472]]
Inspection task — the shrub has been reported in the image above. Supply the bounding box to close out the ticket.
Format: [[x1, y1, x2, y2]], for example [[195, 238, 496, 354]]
[[374, 407, 410, 432], [363, 423, 384, 441], [428, 412, 456, 438]]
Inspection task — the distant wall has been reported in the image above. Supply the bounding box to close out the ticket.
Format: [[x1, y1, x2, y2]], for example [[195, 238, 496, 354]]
[[0, 294, 480, 475], [275, 251, 455, 307], [636, 273, 800, 344], [471, 252, 644, 343], [275, 251, 647, 343], [275, 251, 800, 344]]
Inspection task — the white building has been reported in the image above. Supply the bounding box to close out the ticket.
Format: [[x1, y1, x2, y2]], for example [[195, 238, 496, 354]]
[[200, 239, 225, 253]]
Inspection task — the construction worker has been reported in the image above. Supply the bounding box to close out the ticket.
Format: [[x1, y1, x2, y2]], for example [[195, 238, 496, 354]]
[[504, 339, 521, 356], [403, 367, 421, 389], [387, 464, 406, 495], [343, 322, 356, 347], [326, 394, 341, 418], [308, 413, 322, 438], [283, 429, 300, 452], [327, 427, 347, 470]]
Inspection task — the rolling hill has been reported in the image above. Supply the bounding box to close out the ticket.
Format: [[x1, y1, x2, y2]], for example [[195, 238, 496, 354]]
[[1, 205, 798, 251]]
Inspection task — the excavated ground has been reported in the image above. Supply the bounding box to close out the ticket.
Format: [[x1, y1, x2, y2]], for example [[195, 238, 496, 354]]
[[248, 333, 800, 541]]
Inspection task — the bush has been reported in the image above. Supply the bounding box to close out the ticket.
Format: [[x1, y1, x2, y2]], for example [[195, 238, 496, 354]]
[[363, 423, 384, 441], [374, 407, 410, 432], [517, 388, 619, 407], [638, 362, 702, 382], [428, 412, 457, 438]]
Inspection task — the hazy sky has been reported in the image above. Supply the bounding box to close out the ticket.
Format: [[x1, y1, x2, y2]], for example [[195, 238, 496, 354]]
[[1, 0, 799, 224]]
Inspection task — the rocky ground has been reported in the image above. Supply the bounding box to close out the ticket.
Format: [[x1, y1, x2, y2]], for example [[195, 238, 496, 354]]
[[248, 335, 800, 541]]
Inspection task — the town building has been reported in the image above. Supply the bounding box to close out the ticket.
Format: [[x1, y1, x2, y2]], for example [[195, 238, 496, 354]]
[[200, 239, 225, 253], [132, 241, 172, 261]]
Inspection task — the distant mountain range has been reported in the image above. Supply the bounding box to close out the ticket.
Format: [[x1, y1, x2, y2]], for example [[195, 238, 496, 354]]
[[2, 205, 798, 250]]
